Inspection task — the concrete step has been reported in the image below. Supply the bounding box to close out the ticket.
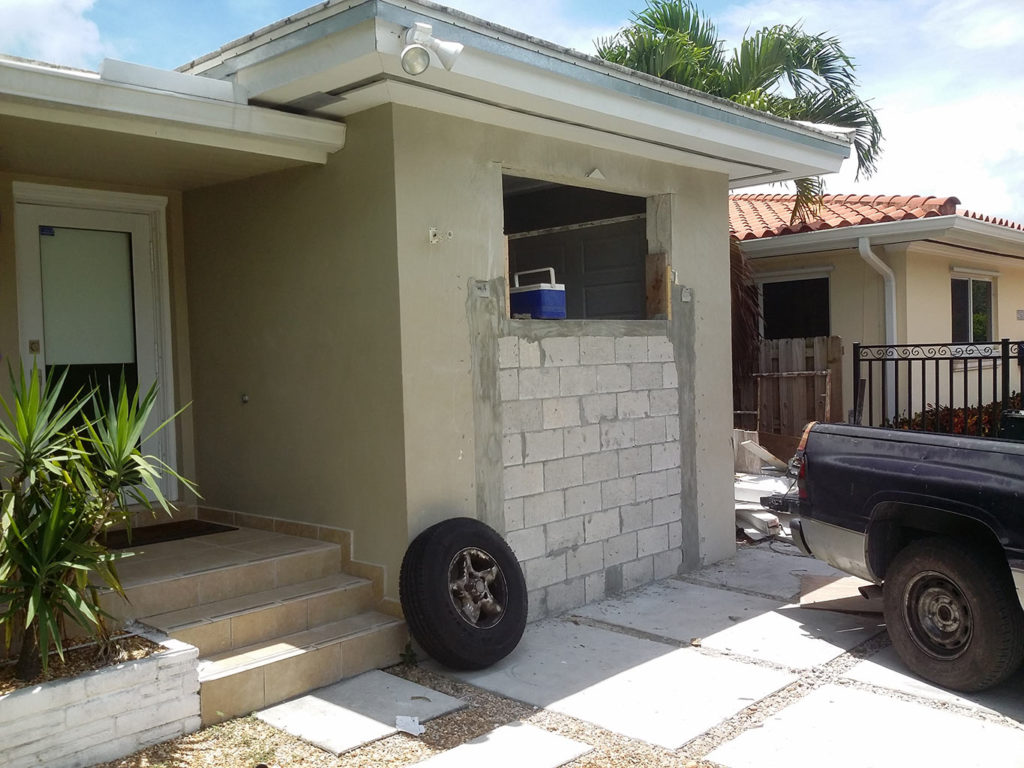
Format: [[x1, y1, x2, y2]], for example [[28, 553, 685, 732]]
[[140, 572, 374, 655], [198, 611, 407, 725]]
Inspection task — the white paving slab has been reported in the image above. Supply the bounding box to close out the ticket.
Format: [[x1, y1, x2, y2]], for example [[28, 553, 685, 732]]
[[445, 619, 796, 749], [708, 683, 1024, 768], [410, 722, 590, 768], [686, 544, 845, 600], [845, 645, 1024, 722], [574, 578, 882, 669], [256, 671, 464, 755]]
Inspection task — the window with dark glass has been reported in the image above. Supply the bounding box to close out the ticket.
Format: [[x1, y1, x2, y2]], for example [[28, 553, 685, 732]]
[[951, 277, 992, 344], [761, 277, 830, 340]]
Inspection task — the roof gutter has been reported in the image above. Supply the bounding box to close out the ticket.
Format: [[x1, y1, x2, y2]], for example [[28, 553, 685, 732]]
[[858, 237, 897, 415]]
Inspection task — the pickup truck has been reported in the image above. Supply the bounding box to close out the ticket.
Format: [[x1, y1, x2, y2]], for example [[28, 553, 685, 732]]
[[788, 421, 1024, 692]]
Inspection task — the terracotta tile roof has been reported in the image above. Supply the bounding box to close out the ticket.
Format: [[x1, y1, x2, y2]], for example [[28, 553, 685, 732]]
[[730, 193, 1024, 241]]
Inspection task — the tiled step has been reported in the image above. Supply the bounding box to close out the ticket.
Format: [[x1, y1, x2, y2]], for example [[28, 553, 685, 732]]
[[198, 611, 407, 725], [104, 530, 341, 621], [140, 572, 374, 655]]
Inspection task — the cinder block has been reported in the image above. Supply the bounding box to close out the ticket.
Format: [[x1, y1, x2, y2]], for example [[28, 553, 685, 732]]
[[617, 390, 651, 420], [596, 364, 631, 393], [583, 451, 619, 484], [623, 556, 654, 590], [605, 532, 638, 566], [527, 588, 547, 621], [115, 696, 197, 738], [669, 520, 683, 548], [663, 362, 679, 388], [649, 388, 678, 416], [499, 369, 519, 401], [654, 548, 683, 579], [525, 429, 564, 463], [545, 578, 586, 616], [620, 501, 653, 532], [581, 393, 618, 424], [584, 508, 620, 542], [601, 476, 636, 508], [565, 482, 603, 517], [651, 441, 680, 470], [667, 468, 682, 495], [542, 397, 581, 429], [563, 425, 600, 456], [503, 434, 523, 466], [653, 494, 682, 524], [666, 417, 680, 442], [0, 676, 87, 723], [560, 366, 598, 396], [636, 470, 668, 502], [523, 490, 566, 528], [543, 456, 583, 490], [507, 526, 546, 561], [566, 541, 605, 577], [648, 336, 675, 362], [615, 336, 648, 362], [638, 524, 670, 557], [505, 497, 525, 530], [503, 463, 544, 499], [580, 336, 615, 364], [519, 338, 541, 367], [519, 367, 561, 399], [586, 571, 606, 603], [618, 445, 652, 477], [84, 660, 159, 697], [541, 336, 580, 366], [630, 363, 663, 389], [605, 564, 623, 595], [498, 336, 520, 368], [502, 400, 543, 434], [524, 553, 567, 589], [545, 517, 584, 551], [634, 417, 667, 446], [600, 421, 635, 450]]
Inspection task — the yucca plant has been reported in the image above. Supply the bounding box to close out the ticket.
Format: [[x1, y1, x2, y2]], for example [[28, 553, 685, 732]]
[[0, 362, 191, 681]]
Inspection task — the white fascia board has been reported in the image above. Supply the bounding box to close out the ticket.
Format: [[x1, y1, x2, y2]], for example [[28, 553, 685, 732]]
[[0, 58, 345, 163], [740, 215, 1024, 258]]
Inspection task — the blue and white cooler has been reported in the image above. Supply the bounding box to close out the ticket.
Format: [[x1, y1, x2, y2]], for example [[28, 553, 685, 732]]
[[510, 267, 567, 319]]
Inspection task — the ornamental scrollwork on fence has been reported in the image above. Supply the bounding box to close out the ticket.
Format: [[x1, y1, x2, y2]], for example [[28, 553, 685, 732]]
[[857, 343, 1002, 361]]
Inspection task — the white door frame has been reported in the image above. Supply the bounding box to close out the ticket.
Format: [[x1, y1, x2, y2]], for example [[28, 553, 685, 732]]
[[12, 182, 178, 499]]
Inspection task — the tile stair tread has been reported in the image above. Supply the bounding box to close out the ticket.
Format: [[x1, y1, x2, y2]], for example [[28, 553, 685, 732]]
[[141, 572, 369, 630], [199, 611, 403, 680]]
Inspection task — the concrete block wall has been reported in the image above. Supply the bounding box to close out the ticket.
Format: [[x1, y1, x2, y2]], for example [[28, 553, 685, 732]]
[[499, 333, 683, 619], [0, 638, 200, 768]]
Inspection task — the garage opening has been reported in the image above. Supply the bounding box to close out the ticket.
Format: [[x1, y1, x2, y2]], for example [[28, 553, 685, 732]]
[[502, 176, 659, 320]]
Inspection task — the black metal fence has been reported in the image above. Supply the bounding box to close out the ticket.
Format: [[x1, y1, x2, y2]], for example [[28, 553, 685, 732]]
[[852, 339, 1024, 435]]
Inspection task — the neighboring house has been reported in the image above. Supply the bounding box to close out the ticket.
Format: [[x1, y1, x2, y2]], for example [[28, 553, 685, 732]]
[[731, 193, 1024, 424], [0, 0, 850, 622]]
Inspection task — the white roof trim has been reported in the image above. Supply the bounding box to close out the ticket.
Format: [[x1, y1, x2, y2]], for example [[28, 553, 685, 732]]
[[740, 215, 1024, 258], [0, 56, 345, 163]]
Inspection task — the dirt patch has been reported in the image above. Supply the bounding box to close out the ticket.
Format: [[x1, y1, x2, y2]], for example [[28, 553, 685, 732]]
[[0, 634, 162, 695]]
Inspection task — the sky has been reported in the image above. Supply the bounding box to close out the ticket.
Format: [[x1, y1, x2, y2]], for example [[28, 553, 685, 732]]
[[1, 0, 1022, 223]]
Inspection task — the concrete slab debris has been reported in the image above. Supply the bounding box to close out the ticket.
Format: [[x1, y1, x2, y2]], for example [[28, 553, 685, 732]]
[[256, 670, 464, 755], [409, 722, 590, 768], [443, 619, 796, 749], [707, 683, 1024, 768], [844, 645, 1024, 721]]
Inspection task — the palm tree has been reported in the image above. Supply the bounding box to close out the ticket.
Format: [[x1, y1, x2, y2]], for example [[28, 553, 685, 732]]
[[597, 0, 882, 222]]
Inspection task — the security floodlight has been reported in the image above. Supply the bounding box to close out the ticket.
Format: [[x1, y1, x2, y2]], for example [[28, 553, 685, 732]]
[[400, 22, 464, 75]]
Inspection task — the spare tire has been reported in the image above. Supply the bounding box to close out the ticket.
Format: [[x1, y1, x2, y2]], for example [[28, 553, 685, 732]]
[[400, 517, 527, 669]]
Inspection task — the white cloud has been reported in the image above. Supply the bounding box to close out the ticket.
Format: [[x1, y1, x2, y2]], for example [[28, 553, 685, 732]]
[[0, 0, 113, 68]]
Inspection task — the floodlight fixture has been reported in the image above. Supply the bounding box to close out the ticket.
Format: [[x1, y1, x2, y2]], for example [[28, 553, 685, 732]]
[[401, 22, 464, 75]]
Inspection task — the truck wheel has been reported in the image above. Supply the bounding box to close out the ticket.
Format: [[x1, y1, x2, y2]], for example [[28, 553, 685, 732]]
[[883, 537, 1024, 691], [399, 518, 527, 670]]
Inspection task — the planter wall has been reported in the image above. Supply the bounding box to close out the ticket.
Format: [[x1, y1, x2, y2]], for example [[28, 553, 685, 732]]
[[0, 637, 200, 768]]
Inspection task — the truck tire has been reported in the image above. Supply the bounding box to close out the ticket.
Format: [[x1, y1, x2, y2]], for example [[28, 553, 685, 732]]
[[883, 537, 1024, 691], [399, 518, 527, 670]]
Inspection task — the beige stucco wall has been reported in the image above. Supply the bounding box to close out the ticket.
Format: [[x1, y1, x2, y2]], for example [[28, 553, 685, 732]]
[[182, 106, 408, 594], [0, 171, 195, 492], [389, 104, 736, 566]]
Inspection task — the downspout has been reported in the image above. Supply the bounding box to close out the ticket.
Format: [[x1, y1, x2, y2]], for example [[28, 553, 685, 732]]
[[858, 237, 897, 416]]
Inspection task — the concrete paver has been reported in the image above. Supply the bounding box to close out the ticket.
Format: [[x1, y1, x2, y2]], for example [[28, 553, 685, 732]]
[[845, 645, 1024, 721], [683, 545, 845, 600], [444, 619, 796, 749], [255, 670, 464, 755], [409, 722, 590, 768], [707, 683, 1024, 768]]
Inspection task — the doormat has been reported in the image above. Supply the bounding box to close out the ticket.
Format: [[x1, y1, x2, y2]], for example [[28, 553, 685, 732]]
[[102, 520, 237, 550]]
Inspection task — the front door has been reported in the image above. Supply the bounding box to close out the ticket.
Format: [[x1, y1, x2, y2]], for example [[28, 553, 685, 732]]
[[13, 190, 177, 498]]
